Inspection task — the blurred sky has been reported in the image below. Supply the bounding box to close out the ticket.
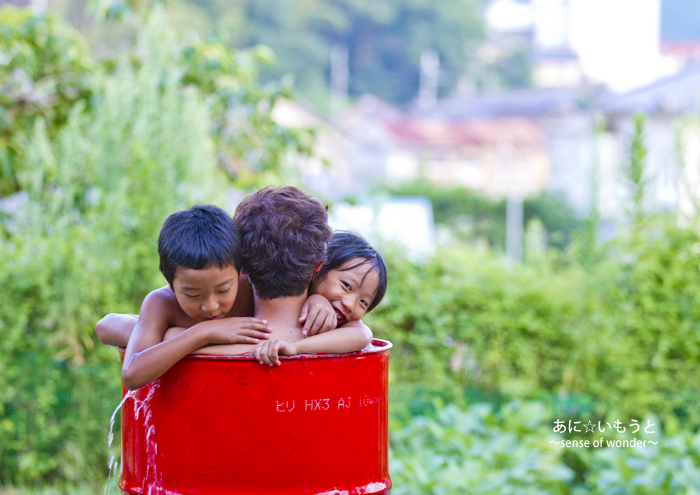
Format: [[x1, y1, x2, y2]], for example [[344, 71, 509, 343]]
[[487, 0, 682, 92]]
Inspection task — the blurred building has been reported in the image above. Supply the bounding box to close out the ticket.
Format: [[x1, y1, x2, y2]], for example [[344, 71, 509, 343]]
[[270, 0, 700, 225], [596, 64, 700, 218], [271, 100, 438, 255], [329, 197, 436, 259], [270, 98, 385, 201], [342, 95, 549, 198], [474, 0, 700, 221], [273, 95, 550, 201]]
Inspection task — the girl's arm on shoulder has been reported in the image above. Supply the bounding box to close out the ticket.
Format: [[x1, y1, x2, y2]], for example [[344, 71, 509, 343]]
[[299, 294, 337, 336], [294, 322, 371, 354]]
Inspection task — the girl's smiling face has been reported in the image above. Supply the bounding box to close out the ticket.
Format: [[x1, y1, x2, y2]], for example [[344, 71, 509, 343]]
[[312, 258, 380, 323]]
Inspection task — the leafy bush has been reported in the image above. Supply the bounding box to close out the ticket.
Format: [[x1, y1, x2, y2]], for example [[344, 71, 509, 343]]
[[367, 221, 700, 425], [387, 181, 580, 250], [389, 400, 700, 495], [176, 32, 315, 184], [390, 402, 573, 494], [0, 6, 314, 197], [0, 6, 94, 195], [575, 427, 700, 494], [0, 14, 225, 485]]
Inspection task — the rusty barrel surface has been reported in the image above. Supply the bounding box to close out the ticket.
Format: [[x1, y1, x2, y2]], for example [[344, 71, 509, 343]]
[[119, 339, 392, 495]]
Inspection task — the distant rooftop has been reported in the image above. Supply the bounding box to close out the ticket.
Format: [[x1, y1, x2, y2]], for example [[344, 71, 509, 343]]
[[596, 63, 700, 115], [532, 47, 579, 62], [382, 116, 544, 148], [411, 89, 581, 120]]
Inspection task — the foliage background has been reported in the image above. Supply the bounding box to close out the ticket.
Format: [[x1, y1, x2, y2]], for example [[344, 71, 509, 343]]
[[1, 4, 699, 495], [34, 0, 528, 110]]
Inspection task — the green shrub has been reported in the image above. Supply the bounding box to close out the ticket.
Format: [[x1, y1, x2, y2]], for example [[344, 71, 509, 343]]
[[0, 8, 310, 488], [389, 400, 699, 495], [0, 14, 222, 485], [367, 222, 700, 425], [576, 427, 700, 494], [389, 401, 574, 494], [387, 181, 580, 250], [0, 6, 94, 196]]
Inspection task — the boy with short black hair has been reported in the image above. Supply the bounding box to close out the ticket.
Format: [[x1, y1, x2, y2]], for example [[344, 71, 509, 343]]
[[116, 205, 272, 390], [158, 203, 242, 287]]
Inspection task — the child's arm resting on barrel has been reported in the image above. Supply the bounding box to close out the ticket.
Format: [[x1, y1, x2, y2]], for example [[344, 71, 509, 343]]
[[121, 289, 270, 390], [96, 313, 137, 347], [96, 274, 257, 349], [253, 320, 373, 366]]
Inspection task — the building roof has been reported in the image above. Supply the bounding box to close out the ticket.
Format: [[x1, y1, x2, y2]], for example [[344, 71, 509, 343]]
[[596, 63, 700, 115], [532, 47, 579, 62], [412, 89, 581, 120], [381, 116, 544, 148]]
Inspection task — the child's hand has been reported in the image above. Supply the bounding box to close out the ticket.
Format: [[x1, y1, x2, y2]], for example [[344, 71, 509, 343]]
[[202, 317, 272, 345], [298, 294, 338, 336], [253, 338, 297, 366]]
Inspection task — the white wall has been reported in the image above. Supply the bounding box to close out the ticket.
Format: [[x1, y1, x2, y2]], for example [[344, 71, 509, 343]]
[[330, 197, 435, 260]]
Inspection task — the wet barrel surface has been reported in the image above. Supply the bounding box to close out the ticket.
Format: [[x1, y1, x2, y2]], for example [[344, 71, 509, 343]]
[[119, 339, 392, 495]]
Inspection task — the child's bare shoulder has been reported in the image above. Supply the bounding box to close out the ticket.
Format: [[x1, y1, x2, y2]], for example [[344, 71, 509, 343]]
[[143, 285, 177, 307], [141, 286, 193, 327]]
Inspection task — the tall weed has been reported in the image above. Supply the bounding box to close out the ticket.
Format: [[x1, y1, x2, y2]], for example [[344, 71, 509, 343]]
[[0, 17, 221, 484]]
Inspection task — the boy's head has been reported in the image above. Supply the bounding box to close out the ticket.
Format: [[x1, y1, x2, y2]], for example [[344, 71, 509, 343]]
[[234, 186, 331, 299], [158, 205, 242, 288]]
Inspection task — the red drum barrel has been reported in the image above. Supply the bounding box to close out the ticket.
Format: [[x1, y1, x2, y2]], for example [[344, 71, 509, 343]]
[[118, 339, 392, 495]]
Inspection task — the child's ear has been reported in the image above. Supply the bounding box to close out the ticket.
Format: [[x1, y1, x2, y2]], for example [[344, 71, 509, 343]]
[[314, 262, 323, 272]]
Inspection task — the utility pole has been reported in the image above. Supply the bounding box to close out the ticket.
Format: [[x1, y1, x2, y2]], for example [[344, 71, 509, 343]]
[[506, 193, 523, 262], [330, 44, 349, 118], [501, 139, 523, 262], [418, 49, 439, 110]]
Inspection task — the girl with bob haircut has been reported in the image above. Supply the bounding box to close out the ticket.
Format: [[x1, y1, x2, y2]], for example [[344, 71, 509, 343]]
[[313, 231, 388, 316]]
